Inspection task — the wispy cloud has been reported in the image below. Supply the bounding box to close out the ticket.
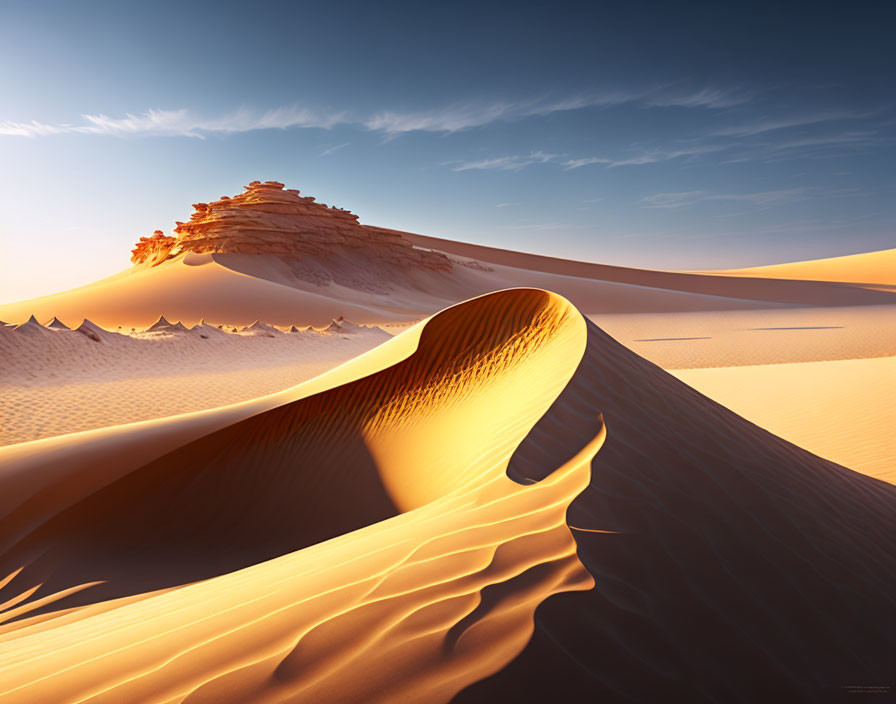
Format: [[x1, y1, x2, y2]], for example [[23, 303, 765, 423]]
[[363, 102, 520, 134], [0, 86, 752, 139], [320, 142, 349, 156], [0, 100, 611, 139], [640, 190, 708, 208], [359, 90, 736, 135], [642, 87, 751, 109], [712, 111, 871, 137], [0, 107, 345, 139], [448, 151, 559, 171], [565, 144, 726, 169], [641, 188, 811, 209], [759, 130, 887, 153], [563, 156, 613, 169], [445, 142, 734, 174], [706, 188, 810, 205], [504, 222, 582, 231]]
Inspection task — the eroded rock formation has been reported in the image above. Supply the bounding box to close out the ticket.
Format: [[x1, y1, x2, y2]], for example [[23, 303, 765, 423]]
[[131, 230, 177, 266], [131, 181, 451, 274]]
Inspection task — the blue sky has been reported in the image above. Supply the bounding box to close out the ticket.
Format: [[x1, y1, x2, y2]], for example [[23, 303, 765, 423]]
[[1, 0, 894, 301]]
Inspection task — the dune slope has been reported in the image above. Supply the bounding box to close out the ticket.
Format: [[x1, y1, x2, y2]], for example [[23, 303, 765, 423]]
[[3, 226, 895, 330], [0, 289, 892, 703], [388, 228, 896, 306], [673, 356, 896, 483], [0, 289, 602, 703], [457, 316, 896, 703], [709, 247, 896, 287], [0, 254, 415, 329]]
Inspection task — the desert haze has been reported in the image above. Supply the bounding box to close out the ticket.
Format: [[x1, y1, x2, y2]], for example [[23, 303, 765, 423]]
[[0, 181, 893, 703]]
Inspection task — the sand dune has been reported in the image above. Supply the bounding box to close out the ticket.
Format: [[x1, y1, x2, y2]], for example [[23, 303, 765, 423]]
[[456, 303, 896, 703], [708, 247, 896, 288], [0, 255, 415, 329], [388, 228, 896, 306], [673, 356, 896, 483], [0, 289, 602, 703], [0, 289, 892, 703], [1, 181, 891, 702], [3, 239, 895, 332], [593, 304, 896, 368]]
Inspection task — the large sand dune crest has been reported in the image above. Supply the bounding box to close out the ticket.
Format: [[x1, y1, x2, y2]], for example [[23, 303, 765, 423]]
[[0, 289, 604, 703], [458, 315, 896, 703], [0, 288, 892, 702]]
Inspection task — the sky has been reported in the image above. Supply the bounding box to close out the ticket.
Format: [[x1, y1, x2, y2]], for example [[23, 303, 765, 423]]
[[1, 0, 894, 302]]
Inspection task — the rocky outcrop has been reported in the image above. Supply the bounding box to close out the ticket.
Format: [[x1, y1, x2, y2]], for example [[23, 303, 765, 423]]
[[131, 231, 178, 266], [131, 181, 451, 274]]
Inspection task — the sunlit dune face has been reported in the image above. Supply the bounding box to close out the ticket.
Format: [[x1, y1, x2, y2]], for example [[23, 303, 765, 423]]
[[0, 289, 603, 704], [361, 290, 584, 509]]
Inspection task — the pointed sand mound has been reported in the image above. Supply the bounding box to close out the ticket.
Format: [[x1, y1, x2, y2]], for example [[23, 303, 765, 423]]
[[12, 315, 48, 334], [75, 319, 112, 343], [43, 317, 70, 331], [145, 315, 188, 333], [240, 320, 281, 337]]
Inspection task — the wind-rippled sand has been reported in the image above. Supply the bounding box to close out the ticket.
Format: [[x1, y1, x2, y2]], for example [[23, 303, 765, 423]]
[[0, 323, 388, 445], [1, 236, 894, 702], [0, 289, 892, 704]]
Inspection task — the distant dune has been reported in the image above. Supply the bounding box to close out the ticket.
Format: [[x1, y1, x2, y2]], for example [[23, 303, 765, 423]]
[[2, 183, 894, 329], [707, 247, 896, 288], [0, 290, 892, 703]]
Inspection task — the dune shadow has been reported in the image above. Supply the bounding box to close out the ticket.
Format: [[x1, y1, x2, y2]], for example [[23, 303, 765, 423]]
[[749, 325, 844, 330], [0, 399, 399, 621], [632, 336, 712, 342], [458, 319, 896, 703]]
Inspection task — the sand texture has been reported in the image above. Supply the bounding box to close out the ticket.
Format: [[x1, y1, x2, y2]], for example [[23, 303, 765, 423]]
[[0, 319, 388, 445], [0, 289, 892, 704], [673, 356, 896, 483], [707, 247, 896, 288], [0, 290, 602, 703], [0, 182, 892, 703]]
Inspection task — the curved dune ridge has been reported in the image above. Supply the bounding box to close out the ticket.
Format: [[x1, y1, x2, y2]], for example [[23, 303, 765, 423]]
[[0, 289, 603, 703], [0, 289, 893, 703], [458, 314, 896, 702]]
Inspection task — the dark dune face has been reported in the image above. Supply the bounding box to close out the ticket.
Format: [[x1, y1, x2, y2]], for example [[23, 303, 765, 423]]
[[458, 319, 896, 703]]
